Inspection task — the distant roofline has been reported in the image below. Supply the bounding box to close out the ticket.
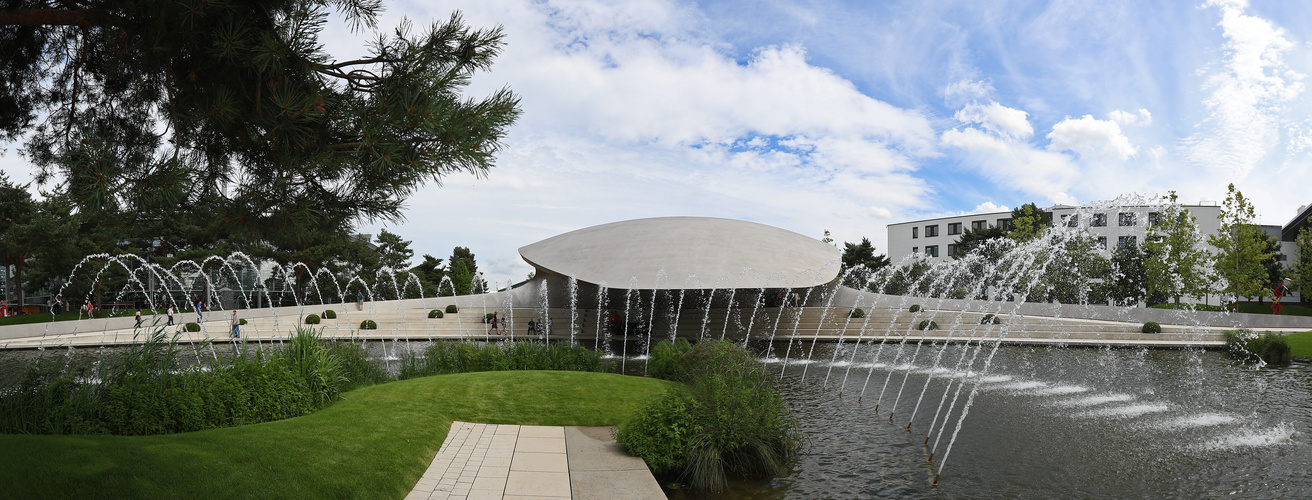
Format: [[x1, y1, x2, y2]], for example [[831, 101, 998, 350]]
[[888, 204, 1220, 227]]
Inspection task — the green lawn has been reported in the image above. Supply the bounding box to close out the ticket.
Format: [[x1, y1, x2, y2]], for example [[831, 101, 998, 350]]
[[1149, 302, 1312, 316], [0, 370, 672, 499], [1286, 330, 1312, 358]]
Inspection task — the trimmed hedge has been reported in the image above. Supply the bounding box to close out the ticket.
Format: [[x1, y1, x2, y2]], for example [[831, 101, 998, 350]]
[[917, 320, 938, 331], [238, 319, 248, 325], [359, 319, 377, 330], [980, 314, 1001, 325], [184, 322, 200, 332], [323, 309, 337, 319], [848, 308, 865, 319], [1141, 321, 1161, 334], [428, 310, 444, 319], [445, 304, 459, 314], [909, 304, 922, 313], [1225, 329, 1292, 365], [304, 314, 320, 325]]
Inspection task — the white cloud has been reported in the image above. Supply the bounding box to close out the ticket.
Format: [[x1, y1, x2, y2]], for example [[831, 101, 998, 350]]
[[1185, 0, 1305, 178], [944, 79, 994, 103], [1047, 115, 1138, 161], [972, 201, 1010, 213], [952, 101, 1034, 140], [941, 126, 1080, 205], [1107, 108, 1152, 127]]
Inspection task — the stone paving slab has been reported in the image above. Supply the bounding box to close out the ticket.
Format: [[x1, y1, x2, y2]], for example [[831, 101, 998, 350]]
[[409, 421, 664, 500]]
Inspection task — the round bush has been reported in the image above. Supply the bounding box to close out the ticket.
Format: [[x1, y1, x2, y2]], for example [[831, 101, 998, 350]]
[[909, 304, 922, 313], [445, 304, 459, 314], [184, 322, 201, 332], [239, 318, 248, 325], [428, 309, 444, 319], [484, 313, 496, 323], [917, 320, 939, 331], [980, 314, 1001, 325], [848, 308, 866, 319], [359, 319, 377, 330], [322, 309, 337, 319], [1141, 321, 1161, 334], [304, 314, 321, 325]]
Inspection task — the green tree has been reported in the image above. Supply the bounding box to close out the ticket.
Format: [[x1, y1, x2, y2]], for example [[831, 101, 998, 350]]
[[3, 1, 520, 246], [1144, 192, 1211, 305], [447, 246, 486, 294], [0, 173, 37, 306], [409, 254, 447, 297], [1109, 239, 1147, 306], [1040, 234, 1109, 305], [1006, 203, 1052, 243], [839, 237, 890, 290], [374, 229, 414, 271], [1207, 184, 1274, 306], [1256, 232, 1284, 303], [449, 260, 473, 296], [1289, 219, 1312, 304], [951, 225, 1007, 259]]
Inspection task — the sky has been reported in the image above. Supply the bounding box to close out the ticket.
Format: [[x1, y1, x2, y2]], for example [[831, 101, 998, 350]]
[[5, 0, 1312, 287]]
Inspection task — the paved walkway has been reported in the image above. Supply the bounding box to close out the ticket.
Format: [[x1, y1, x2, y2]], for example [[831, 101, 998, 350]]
[[406, 421, 665, 500]]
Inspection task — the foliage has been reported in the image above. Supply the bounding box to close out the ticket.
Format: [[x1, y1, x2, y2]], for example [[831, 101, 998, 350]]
[[410, 254, 448, 297], [184, 322, 200, 332], [322, 310, 336, 320], [445, 304, 459, 313], [1224, 329, 1292, 365], [276, 328, 344, 407], [359, 319, 377, 330], [980, 314, 1001, 325], [1145, 192, 1212, 304], [1208, 184, 1275, 304], [952, 225, 1008, 259], [428, 309, 444, 319], [848, 308, 866, 319], [1284, 330, 1312, 358], [1149, 302, 1312, 316], [839, 238, 891, 290], [398, 341, 614, 379], [304, 314, 321, 325], [239, 318, 248, 325], [621, 340, 799, 492], [375, 229, 415, 272], [917, 320, 939, 331], [1290, 221, 1312, 303], [909, 304, 922, 313], [1141, 321, 1161, 334], [647, 339, 694, 381], [1007, 203, 1052, 243], [448, 247, 486, 295], [1109, 239, 1150, 306], [1038, 233, 1110, 305]]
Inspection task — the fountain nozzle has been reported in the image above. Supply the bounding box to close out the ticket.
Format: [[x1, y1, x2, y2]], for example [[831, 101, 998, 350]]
[[932, 474, 939, 487], [905, 423, 912, 432], [927, 452, 934, 462]]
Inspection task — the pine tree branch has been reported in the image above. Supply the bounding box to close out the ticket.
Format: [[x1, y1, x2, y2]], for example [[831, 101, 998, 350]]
[[0, 8, 95, 26]]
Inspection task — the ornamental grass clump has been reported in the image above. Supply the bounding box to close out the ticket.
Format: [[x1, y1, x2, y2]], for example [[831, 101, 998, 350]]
[[1225, 329, 1292, 365], [617, 339, 800, 493]]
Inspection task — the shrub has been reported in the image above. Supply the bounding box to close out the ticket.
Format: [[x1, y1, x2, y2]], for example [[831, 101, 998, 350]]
[[304, 314, 320, 325], [848, 308, 865, 319], [325, 342, 388, 391], [400, 341, 614, 379], [648, 339, 694, 381], [273, 327, 344, 407], [238, 318, 248, 325], [428, 309, 444, 319], [1141, 321, 1161, 334], [909, 304, 922, 313], [323, 309, 336, 319], [359, 319, 377, 330], [484, 313, 496, 323], [184, 322, 201, 332], [1225, 329, 1292, 365], [917, 320, 938, 331], [618, 340, 799, 492], [980, 314, 1001, 325], [445, 304, 459, 314]]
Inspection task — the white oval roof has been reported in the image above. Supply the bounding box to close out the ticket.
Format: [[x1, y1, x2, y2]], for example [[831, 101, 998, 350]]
[[518, 217, 841, 289]]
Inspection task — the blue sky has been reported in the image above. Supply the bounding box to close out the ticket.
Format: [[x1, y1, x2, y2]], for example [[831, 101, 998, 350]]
[[6, 0, 1311, 287]]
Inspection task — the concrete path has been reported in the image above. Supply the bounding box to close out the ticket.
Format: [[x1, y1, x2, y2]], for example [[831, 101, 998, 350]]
[[406, 421, 665, 500]]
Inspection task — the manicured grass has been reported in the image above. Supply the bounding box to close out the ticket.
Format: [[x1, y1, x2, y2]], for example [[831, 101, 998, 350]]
[[1149, 302, 1312, 316], [0, 370, 672, 499], [0, 309, 140, 326], [1286, 330, 1312, 358]]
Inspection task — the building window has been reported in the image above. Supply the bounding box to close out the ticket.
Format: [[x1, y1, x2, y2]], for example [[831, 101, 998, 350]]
[[1148, 212, 1160, 226], [1060, 214, 1079, 227], [926, 245, 939, 257], [997, 218, 1013, 231], [1118, 212, 1136, 226], [1277, 254, 1287, 261], [912, 227, 918, 239], [1097, 237, 1107, 250], [1091, 213, 1107, 227], [925, 225, 939, 237], [948, 243, 958, 257], [971, 220, 987, 231], [948, 222, 962, 235], [912, 246, 919, 254], [1117, 235, 1137, 249]]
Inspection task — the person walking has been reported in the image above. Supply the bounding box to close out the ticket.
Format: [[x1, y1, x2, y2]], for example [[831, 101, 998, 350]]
[[134, 310, 142, 328], [195, 301, 203, 323], [356, 291, 364, 311], [166, 305, 174, 326], [230, 311, 240, 339], [488, 312, 498, 335]]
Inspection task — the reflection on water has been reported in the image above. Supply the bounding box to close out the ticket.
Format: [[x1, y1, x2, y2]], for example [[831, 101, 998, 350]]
[[674, 343, 1310, 499]]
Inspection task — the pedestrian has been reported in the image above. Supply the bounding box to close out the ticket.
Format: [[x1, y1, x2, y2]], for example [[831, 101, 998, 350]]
[[134, 310, 142, 328], [86, 301, 93, 318], [488, 312, 498, 335], [167, 305, 174, 326], [528, 319, 537, 336], [230, 311, 240, 339], [195, 301, 203, 323]]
